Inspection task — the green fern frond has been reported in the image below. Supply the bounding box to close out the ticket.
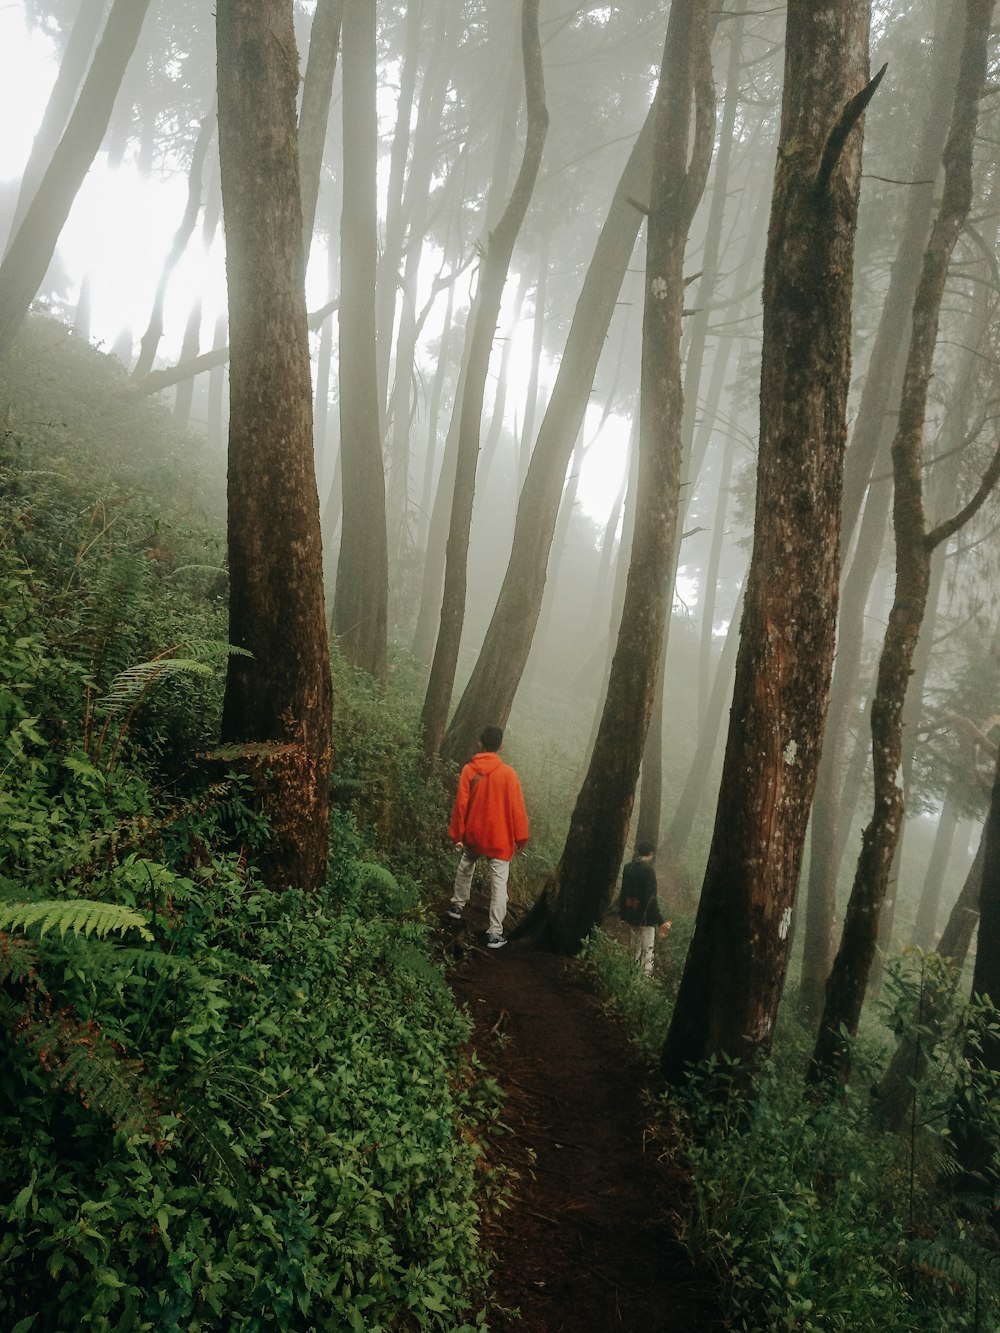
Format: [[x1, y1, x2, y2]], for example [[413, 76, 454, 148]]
[[58, 935, 194, 981], [0, 932, 36, 986], [174, 1095, 251, 1204], [13, 1008, 161, 1137], [355, 863, 398, 895], [179, 638, 252, 661], [98, 658, 213, 718], [0, 900, 153, 941]]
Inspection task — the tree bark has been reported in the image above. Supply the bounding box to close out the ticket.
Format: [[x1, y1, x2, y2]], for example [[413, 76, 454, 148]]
[[662, 1, 875, 1084], [440, 107, 655, 766], [809, 0, 997, 1088], [0, 0, 153, 362], [334, 0, 389, 682], [217, 0, 333, 893], [540, 0, 716, 955], [420, 0, 549, 757]]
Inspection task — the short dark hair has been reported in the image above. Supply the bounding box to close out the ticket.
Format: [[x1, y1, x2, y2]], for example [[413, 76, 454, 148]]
[[479, 725, 504, 752], [635, 840, 656, 858]]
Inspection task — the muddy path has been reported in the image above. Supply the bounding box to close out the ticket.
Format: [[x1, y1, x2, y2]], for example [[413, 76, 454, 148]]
[[445, 907, 723, 1331]]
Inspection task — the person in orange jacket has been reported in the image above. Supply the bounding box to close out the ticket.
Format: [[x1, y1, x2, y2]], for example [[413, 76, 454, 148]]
[[447, 725, 529, 949]]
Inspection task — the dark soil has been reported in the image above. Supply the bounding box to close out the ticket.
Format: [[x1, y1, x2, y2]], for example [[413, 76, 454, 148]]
[[443, 900, 724, 1332]]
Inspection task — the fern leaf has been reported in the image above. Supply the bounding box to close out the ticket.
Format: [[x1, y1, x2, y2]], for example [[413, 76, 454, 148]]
[[174, 1097, 251, 1205], [0, 900, 153, 941], [12, 1008, 161, 1137], [0, 932, 36, 986], [98, 658, 213, 718]]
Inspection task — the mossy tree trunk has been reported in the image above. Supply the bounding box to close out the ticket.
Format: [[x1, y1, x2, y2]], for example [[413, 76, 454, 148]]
[[217, 0, 333, 893]]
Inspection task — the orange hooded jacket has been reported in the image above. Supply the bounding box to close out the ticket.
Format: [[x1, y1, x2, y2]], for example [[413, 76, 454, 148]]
[[448, 751, 529, 861]]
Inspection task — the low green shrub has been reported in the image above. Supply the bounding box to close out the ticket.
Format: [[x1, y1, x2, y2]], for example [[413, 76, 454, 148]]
[[577, 928, 674, 1059], [580, 927, 1000, 1330], [1, 851, 502, 1331]]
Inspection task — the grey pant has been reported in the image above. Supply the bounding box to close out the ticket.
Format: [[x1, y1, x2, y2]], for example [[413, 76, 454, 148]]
[[451, 851, 510, 935], [629, 925, 656, 976]]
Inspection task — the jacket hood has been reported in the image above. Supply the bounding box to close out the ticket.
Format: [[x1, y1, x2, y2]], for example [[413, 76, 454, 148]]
[[469, 751, 504, 776]]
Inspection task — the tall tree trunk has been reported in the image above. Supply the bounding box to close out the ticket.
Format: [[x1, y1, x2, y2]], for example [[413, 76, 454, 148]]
[[5, 0, 107, 255], [298, 0, 344, 256], [662, 0, 876, 1084], [478, 265, 530, 492], [798, 468, 891, 1017], [416, 279, 457, 552], [440, 108, 656, 766], [540, 0, 716, 955], [0, 0, 152, 362], [809, 0, 998, 1088], [798, 2, 967, 1020], [376, 0, 424, 414], [334, 0, 389, 682], [871, 199, 1000, 969], [314, 241, 338, 518], [411, 298, 471, 667], [217, 0, 333, 892], [839, 0, 965, 553], [132, 109, 216, 380], [579, 418, 639, 779], [384, 98, 466, 568], [517, 231, 550, 496], [420, 0, 548, 757], [694, 173, 771, 717]]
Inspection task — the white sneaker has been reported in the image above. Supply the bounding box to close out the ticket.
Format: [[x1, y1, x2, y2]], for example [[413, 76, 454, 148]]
[[447, 904, 463, 921], [485, 932, 507, 950]]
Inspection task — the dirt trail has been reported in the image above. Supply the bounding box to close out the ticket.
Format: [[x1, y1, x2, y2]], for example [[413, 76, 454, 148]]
[[445, 905, 722, 1332]]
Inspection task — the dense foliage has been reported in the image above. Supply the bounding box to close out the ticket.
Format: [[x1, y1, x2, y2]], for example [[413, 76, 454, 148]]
[[0, 322, 503, 1331], [582, 935, 1000, 1331]]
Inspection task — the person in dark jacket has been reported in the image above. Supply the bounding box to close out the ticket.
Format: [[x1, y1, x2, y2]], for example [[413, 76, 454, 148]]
[[618, 840, 670, 976]]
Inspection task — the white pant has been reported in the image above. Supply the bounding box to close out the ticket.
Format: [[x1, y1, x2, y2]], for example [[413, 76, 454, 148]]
[[629, 925, 656, 976], [451, 851, 510, 936]]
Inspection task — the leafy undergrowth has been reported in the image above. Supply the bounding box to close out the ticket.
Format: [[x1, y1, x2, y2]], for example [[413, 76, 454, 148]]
[[581, 932, 1000, 1332], [0, 323, 504, 1331]]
